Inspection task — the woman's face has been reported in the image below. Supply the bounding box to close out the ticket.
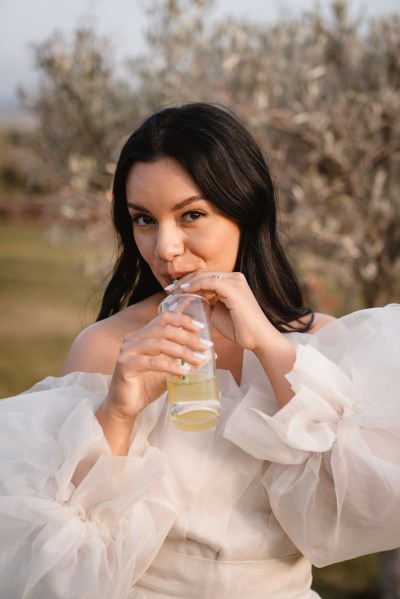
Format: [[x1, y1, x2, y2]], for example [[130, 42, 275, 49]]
[[126, 157, 241, 287]]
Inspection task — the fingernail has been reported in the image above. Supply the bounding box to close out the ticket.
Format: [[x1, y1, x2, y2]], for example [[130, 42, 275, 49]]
[[199, 337, 213, 348], [192, 319, 205, 330], [193, 352, 207, 361], [179, 362, 191, 373], [180, 283, 190, 288], [164, 278, 179, 291]]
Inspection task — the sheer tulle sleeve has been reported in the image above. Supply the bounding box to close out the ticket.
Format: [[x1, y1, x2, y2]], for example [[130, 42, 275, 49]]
[[0, 372, 176, 599], [224, 304, 400, 567]]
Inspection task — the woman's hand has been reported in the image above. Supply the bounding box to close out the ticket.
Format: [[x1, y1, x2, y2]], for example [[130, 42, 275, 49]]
[[106, 311, 211, 419], [96, 311, 211, 454], [168, 271, 297, 408], [169, 271, 273, 352]]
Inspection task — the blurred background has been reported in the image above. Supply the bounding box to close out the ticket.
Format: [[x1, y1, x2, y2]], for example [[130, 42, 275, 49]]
[[0, 0, 399, 596]]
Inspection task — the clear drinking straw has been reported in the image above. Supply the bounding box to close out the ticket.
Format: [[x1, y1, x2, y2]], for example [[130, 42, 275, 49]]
[[172, 279, 189, 381]]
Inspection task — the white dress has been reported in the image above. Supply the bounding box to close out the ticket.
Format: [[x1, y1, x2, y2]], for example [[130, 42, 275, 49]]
[[1, 304, 400, 599]]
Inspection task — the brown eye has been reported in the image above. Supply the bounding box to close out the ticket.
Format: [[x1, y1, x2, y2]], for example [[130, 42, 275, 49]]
[[181, 210, 206, 223], [132, 214, 154, 226]]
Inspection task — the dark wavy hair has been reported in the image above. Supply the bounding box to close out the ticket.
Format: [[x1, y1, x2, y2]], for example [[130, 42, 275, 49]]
[[97, 102, 313, 332]]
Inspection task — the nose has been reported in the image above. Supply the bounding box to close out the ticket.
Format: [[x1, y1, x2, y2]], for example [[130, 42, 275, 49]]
[[155, 223, 184, 262]]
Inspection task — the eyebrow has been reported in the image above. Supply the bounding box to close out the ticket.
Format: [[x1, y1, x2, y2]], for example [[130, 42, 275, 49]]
[[127, 195, 206, 213]]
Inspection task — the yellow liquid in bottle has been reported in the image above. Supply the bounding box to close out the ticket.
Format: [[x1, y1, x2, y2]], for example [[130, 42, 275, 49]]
[[167, 373, 220, 432]]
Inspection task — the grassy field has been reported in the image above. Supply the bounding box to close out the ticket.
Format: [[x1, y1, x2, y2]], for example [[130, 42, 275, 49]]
[[0, 222, 111, 396], [0, 222, 382, 597]]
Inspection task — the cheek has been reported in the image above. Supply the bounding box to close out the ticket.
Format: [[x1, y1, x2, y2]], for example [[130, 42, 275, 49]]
[[133, 231, 153, 262], [231, 229, 241, 260], [224, 225, 241, 262], [208, 224, 241, 269]]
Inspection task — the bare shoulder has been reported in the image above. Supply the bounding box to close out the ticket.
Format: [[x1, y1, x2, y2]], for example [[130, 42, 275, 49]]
[[59, 318, 122, 376], [309, 312, 337, 333], [60, 292, 164, 376]]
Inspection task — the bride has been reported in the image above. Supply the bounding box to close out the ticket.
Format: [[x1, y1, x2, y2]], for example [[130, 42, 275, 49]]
[[0, 102, 399, 599]]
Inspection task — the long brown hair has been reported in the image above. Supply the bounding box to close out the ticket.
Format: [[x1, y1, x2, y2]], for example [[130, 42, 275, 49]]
[[97, 103, 313, 332]]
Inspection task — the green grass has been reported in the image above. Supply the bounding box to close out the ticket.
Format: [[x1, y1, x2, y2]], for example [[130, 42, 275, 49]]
[[313, 554, 379, 598], [0, 222, 383, 597], [0, 223, 110, 396]]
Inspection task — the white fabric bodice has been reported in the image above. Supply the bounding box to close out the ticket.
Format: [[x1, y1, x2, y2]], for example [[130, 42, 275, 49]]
[[1, 304, 400, 598], [131, 359, 314, 598]]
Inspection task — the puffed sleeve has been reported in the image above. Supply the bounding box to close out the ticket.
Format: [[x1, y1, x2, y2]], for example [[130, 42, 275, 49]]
[[224, 304, 400, 567], [0, 372, 176, 599]]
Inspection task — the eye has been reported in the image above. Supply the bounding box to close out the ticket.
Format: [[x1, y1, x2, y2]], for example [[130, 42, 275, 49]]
[[131, 214, 155, 226], [181, 210, 206, 223]]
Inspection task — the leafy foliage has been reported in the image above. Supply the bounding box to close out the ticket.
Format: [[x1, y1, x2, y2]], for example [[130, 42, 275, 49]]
[[19, 28, 137, 190], [15, 0, 400, 310]]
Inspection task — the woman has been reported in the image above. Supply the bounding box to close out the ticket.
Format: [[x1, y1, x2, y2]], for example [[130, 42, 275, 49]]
[[0, 103, 399, 599]]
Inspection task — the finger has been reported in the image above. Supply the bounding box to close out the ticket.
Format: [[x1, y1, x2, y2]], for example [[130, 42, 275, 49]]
[[182, 272, 247, 298], [157, 311, 206, 332], [121, 352, 208, 378], [177, 273, 229, 298], [128, 324, 212, 353], [124, 312, 206, 344], [124, 336, 212, 366], [164, 271, 235, 303]]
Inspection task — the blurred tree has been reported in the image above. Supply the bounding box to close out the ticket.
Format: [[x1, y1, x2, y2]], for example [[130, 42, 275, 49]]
[[130, 0, 400, 310], [17, 0, 400, 311], [19, 28, 139, 191]]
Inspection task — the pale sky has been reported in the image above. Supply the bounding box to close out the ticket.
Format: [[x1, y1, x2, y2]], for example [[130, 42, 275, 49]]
[[0, 0, 399, 114]]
